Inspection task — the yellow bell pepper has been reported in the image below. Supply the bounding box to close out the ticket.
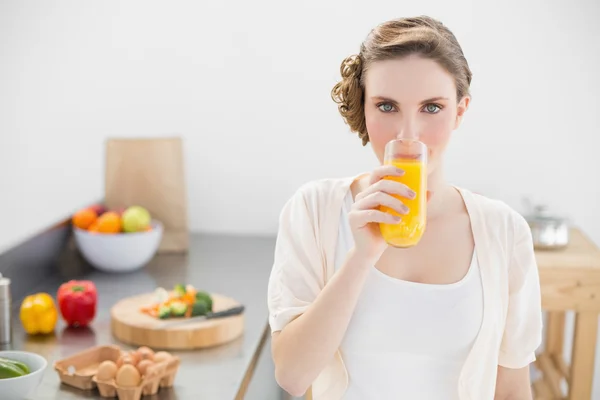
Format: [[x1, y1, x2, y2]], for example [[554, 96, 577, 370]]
[[20, 293, 58, 335]]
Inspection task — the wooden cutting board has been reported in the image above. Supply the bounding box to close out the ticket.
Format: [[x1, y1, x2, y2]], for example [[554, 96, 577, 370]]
[[110, 292, 244, 350]]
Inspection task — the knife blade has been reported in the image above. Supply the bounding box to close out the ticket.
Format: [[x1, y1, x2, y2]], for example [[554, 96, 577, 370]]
[[152, 305, 245, 330]]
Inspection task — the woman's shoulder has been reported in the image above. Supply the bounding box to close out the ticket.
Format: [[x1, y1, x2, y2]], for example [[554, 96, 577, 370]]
[[285, 176, 357, 210], [457, 186, 531, 237]]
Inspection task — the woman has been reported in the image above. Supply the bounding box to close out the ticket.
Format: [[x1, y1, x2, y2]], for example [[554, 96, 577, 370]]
[[268, 16, 542, 400]]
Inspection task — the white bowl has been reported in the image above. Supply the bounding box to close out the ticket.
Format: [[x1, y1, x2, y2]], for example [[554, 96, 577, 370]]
[[0, 351, 47, 400], [73, 220, 163, 273]]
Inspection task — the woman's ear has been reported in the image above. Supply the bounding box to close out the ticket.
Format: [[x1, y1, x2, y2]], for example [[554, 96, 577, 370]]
[[454, 96, 470, 130]]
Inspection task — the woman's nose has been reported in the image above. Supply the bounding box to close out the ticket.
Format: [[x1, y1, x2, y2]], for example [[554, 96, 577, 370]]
[[395, 118, 419, 140]]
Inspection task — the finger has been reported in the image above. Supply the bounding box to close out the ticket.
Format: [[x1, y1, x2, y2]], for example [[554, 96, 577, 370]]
[[354, 191, 409, 216], [357, 179, 416, 202], [368, 165, 405, 185], [350, 209, 401, 227]]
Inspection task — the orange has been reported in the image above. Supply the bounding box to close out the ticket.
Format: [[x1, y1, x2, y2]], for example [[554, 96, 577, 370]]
[[72, 208, 97, 230], [88, 222, 100, 233], [96, 212, 122, 234]]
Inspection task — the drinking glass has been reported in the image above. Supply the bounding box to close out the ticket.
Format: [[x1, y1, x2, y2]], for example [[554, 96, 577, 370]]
[[379, 139, 428, 248]]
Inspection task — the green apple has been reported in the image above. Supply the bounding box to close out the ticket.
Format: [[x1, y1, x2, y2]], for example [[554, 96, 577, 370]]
[[122, 206, 151, 233]]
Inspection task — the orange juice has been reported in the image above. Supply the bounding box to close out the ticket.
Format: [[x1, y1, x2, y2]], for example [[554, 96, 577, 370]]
[[379, 159, 427, 247]]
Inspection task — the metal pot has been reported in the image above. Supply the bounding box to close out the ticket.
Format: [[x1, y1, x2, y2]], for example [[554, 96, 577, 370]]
[[524, 204, 570, 250]]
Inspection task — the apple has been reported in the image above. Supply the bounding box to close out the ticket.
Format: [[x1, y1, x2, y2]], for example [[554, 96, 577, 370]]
[[88, 204, 107, 216], [122, 206, 151, 233]]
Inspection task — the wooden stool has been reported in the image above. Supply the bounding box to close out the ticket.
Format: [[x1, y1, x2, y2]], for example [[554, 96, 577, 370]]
[[532, 228, 600, 400]]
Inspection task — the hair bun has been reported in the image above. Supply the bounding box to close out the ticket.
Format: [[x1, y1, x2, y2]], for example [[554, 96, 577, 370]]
[[340, 54, 363, 80], [331, 54, 368, 146]]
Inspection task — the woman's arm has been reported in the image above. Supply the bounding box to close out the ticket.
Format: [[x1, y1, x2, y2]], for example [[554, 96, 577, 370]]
[[494, 365, 533, 400], [271, 248, 375, 397], [494, 212, 543, 399], [269, 167, 410, 396]]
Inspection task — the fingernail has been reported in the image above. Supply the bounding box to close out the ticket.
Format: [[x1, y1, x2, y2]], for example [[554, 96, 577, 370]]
[[408, 190, 417, 199], [394, 216, 402, 222], [395, 168, 405, 175], [402, 205, 410, 214]]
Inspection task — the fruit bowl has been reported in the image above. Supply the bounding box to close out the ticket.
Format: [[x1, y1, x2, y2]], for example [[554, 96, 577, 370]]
[[74, 220, 163, 273], [0, 351, 48, 400]]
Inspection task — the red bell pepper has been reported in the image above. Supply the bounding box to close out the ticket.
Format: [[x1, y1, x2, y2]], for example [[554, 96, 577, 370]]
[[57, 280, 97, 327]]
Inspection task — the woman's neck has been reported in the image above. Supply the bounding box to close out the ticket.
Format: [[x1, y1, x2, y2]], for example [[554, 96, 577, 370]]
[[426, 168, 457, 220]]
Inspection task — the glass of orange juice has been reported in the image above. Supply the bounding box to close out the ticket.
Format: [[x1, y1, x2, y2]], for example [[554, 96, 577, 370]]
[[379, 139, 427, 248]]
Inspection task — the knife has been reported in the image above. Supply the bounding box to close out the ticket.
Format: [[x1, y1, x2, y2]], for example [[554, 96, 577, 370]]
[[152, 305, 245, 330]]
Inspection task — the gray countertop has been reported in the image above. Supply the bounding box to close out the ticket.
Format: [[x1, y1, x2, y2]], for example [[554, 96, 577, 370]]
[[6, 233, 276, 400]]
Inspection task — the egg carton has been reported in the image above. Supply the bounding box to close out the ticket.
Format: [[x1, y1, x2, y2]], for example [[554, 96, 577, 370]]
[[92, 356, 180, 399], [54, 345, 122, 390], [54, 344, 180, 399]]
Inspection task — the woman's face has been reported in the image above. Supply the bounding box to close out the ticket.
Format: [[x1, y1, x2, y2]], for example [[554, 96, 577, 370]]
[[363, 55, 469, 175]]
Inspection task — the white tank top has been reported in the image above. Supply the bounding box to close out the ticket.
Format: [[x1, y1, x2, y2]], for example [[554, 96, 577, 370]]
[[336, 191, 483, 400]]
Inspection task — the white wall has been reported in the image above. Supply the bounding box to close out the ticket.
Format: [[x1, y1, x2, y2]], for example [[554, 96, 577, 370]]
[[2, 0, 600, 249], [1, 0, 600, 393], [2, 0, 599, 252]]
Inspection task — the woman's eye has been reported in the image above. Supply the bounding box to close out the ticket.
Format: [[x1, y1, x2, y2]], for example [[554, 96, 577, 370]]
[[423, 104, 442, 114], [377, 103, 395, 113]]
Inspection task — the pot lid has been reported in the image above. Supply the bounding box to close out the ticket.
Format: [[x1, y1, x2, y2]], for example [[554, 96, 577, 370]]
[[525, 204, 567, 224]]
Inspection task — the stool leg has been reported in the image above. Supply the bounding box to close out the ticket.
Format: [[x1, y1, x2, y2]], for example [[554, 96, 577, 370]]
[[569, 312, 598, 400], [547, 312, 566, 358]]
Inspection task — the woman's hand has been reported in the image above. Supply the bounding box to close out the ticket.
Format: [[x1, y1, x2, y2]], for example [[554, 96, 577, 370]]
[[348, 165, 415, 260]]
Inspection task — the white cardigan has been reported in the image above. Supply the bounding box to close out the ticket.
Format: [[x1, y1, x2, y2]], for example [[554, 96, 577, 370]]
[[267, 175, 543, 400]]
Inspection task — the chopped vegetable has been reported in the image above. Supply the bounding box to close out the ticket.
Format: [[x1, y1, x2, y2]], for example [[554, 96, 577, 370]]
[[195, 291, 213, 312], [181, 292, 196, 305], [191, 301, 208, 317], [158, 305, 171, 319], [154, 287, 169, 304], [140, 283, 213, 320], [170, 301, 187, 317], [174, 284, 186, 298]]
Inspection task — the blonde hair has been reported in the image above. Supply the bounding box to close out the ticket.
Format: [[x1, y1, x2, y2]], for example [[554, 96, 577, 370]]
[[331, 16, 473, 146]]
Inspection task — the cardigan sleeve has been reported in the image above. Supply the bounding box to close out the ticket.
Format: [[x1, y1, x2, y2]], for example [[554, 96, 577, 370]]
[[267, 185, 326, 333], [498, 212, 544, 368]]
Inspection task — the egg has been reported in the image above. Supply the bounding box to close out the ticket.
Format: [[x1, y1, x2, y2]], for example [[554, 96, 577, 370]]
[[136, 359, 154, 376], [153, 351, 172, 364], [127, 350, 141, 364], [116, 353, 137, 368], [96, 361, 118, 381], [135, 346, 155, 362], [116, 364, 141, 387]]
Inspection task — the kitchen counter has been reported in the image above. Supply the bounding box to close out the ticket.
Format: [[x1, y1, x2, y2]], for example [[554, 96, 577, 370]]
[[5, 233, 277, 400]]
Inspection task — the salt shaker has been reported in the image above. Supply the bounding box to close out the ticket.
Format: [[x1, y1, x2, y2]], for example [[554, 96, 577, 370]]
[[0, 273, 12, 344]]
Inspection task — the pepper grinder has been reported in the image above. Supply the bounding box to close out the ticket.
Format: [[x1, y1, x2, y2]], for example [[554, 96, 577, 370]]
[[0, 273, 12, 344]]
